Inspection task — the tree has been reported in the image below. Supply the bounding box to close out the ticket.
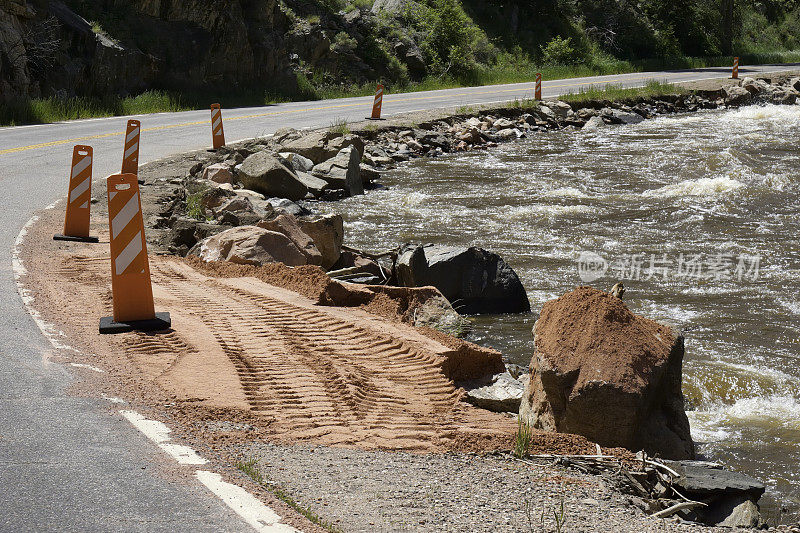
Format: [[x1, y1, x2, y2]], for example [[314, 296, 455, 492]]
[[720, 0, 736, 54]]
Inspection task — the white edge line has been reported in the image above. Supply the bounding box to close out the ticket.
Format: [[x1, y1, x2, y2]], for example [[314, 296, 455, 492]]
[[13, 206, 297, 532], [119, 410, 208, 465], [195, 471, 300, 533], [12, 199, 82, 355], [68, 362, 105, 373]]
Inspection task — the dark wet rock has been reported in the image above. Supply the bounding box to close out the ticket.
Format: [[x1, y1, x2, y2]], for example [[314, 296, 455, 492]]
[[167, 217, 227, 255], [664, 462, 765, 499], [396, 244, 530, 314], [601, 108, 645, 125], [662, 461, 766, 527], [267, 198, 311, 218]]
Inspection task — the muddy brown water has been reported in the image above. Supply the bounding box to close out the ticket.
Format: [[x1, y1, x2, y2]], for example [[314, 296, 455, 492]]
[[317, 105, 800, 522]]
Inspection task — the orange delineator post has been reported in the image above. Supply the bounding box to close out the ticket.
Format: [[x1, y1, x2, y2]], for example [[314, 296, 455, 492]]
[[54, 145, 98, 243], [732, 57, 739, 79], [210, 103, 225, 150], [121, 119, 141, 177], [535, 73, 542, 100], [368, 84, 384, 120], [99, 173, 170, 333]]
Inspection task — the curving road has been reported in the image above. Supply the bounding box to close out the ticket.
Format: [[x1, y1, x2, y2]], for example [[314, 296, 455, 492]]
[[0, 63, 796, 532]]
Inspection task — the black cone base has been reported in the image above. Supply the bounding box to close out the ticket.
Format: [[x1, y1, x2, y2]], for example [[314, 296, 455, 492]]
[[99, 312, 171, 334], [54, 234, 99, 243], [365, 117, 386, 121]]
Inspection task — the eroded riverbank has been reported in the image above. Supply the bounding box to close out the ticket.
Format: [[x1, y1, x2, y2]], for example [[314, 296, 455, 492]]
[[316, 101, 800, 522], [19, 72, 800, 530]]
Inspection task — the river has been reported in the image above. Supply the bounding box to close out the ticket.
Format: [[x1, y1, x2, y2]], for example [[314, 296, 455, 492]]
[[319, 104, 800, 521]]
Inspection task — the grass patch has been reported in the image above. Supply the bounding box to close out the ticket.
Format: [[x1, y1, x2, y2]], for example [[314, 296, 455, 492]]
[[328, 117, 350, 135], [236, 458, 342, 533], [514, 419, 534, 459], [4, 50, 798, 127], [560, 80, 687, 104], [185, 183, 211, 221], [508, 97, 539, 110]]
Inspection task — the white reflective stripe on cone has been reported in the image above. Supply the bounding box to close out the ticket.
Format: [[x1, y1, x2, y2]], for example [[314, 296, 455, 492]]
[[111, 192, 140, 239], [114, 231, 143, 276]]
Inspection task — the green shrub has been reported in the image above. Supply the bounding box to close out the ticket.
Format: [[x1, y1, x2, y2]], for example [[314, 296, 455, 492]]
[[332, 31, 358, 53], [540, 36, 578, 65], [405, 0, 495, 81]]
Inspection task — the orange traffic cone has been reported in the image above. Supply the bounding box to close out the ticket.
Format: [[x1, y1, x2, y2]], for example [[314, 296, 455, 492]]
[[99, 173, 170, 334], [732, 57, 740, 79], [121, 119, 143, 184], [366, 84, 385, 120], [210, 103, 226, 150], [54, 145, 99, 243]]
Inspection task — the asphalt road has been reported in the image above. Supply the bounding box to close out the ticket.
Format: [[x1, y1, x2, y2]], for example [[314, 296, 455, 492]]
[[0, 63, 796, 532]]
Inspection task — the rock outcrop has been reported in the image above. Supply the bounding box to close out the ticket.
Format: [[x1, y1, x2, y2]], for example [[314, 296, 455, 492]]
[[519, 287, 695, 460], [396, 244, 530, 314]]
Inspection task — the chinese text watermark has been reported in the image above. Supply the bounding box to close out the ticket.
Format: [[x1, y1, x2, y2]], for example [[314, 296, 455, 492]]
[[577, 251, 761, 283]]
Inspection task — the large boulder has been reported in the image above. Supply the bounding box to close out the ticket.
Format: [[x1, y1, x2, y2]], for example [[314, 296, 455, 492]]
[[724, 85, 753, 107], [257, 214, 323, 266], [600, 107, 644, 125], [311, 146, 364, 196], [281, 131, 330, 164], [298, 214, 344, 270], [519, 287, 695, 459], [396, 245, 530, 314], [238, 153, 308, 201], [323, 134, 365, 160], [195, 226, 307, 267]]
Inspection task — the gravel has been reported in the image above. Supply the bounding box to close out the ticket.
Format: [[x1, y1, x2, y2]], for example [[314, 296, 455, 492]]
[[239, 443, 742, 532]]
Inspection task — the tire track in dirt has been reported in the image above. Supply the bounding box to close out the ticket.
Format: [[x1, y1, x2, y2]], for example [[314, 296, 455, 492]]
[[152, 261, 513, 449], [26, 210, 515, 452]]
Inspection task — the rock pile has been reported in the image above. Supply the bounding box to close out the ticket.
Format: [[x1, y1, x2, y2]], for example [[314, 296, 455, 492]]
[[519, 286, 695, 460]]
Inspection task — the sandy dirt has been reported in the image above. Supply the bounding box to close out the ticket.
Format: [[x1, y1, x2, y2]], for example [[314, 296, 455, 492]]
[[24, 201, 531, 453]]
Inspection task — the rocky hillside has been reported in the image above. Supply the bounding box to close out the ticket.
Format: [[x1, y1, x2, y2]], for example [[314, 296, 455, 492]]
[[2, 0, 799, 105], [0, 0, 418, 103]]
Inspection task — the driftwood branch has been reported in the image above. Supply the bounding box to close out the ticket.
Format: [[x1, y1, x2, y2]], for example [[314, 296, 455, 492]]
[[651, 501, 707, 519]]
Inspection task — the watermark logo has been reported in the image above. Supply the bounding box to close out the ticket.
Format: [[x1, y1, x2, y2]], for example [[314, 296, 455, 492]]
[[576, 251, 761, 283], [577, 251, 608, 282]]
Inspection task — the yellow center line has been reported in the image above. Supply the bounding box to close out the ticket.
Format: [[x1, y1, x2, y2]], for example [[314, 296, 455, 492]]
[[0, 73, 697, 156]]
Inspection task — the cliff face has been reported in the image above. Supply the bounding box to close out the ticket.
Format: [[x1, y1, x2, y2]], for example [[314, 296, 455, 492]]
[[0, 0, 305, 102], [0, 0, 411, 103]]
